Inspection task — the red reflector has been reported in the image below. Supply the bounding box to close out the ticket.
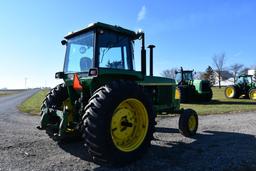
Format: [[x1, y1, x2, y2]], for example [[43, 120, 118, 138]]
[[73, 73, 83, 90]]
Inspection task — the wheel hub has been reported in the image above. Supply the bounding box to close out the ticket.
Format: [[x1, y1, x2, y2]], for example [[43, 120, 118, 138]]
[[188, 115, 196, 132], [251, 90, 256, 100], [111, 98, 149, 152], [226, 87, 234, 97]]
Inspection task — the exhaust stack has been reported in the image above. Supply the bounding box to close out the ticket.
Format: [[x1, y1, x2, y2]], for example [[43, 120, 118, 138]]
[[148, 45, 155, 76]]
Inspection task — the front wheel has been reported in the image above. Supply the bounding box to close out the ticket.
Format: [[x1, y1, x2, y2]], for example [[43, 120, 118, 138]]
[[179, 109, 198, 137], [82, 80, 156, 166], [249, 89, 256, 100]]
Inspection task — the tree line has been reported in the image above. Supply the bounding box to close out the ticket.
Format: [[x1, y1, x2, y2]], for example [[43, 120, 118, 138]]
[[161, 53, 256, 88]]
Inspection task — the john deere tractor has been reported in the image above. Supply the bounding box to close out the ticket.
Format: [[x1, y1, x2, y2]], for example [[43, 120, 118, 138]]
[[225, 74, 256, 100], [38, 22, 199, 166], [175, 67, 213, 103]]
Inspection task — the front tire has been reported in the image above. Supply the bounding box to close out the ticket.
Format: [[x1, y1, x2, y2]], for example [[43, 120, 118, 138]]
[[249, 89, 256, 100], [83, 80, 156, 166], [179, 109, 198, 137]]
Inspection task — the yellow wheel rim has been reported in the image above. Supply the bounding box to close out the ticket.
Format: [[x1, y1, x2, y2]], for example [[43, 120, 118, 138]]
[[250, 90, 256, 100], [111, 98, 149, 152], [188, 115, 197, 132], [226, 87, 234, 97]]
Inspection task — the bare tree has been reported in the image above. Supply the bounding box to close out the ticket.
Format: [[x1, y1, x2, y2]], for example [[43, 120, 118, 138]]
[[161, 68, 178, 79], [229, 63, 243, 82], [212, 53, 225, 88]]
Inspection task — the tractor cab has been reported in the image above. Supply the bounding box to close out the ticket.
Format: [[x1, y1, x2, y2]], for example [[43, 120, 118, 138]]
[[235, 75, 253, 85], [175, 68, 194, 85], [57, 22, 180, 111], [58, 22, 143, 81]]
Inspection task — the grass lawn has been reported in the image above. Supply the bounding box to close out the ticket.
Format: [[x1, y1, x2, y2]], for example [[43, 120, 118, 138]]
[[19, 87, 256, 115], [18, 89, 49, 115], [181, 87, 256, 115]]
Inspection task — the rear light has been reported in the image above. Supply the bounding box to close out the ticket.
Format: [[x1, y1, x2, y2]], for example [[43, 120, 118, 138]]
[[88, 68, 98, 77]]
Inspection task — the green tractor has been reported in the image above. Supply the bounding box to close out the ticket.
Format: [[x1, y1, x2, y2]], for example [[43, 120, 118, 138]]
[[38, 22, 199, 166], [175, 67, 213, 103], [224, 74, 256, 100]]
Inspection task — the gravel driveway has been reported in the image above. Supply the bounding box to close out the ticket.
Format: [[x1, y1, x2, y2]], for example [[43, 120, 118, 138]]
[[0, 90, 256, 171]]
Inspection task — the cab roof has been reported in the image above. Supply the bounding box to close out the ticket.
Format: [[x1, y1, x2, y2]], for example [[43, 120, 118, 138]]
[[65, 22, 138, 39]]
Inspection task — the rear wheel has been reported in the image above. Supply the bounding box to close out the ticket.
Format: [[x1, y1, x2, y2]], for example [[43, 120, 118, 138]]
[[83, 80, 156, 166], [224, 86, 239, 99], [249, 89, 256, 100], [40, 83, 68, 123], [179, 109, 198, 137], [205, 89, 213, 102]]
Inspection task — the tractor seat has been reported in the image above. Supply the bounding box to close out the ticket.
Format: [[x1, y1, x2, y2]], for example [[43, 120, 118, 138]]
[[80, 57, 92, 72]]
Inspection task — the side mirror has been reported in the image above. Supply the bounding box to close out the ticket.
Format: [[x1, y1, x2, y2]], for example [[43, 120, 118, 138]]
[[61, 40, 67, 46], [175, 70, 178, 74], [55, 72, 64, 79]]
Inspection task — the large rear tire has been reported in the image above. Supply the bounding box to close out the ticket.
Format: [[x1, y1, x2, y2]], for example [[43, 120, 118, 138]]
[[40, 83, 68, 123], [82, 80, 156, 166], [202, 89, 213, 102], [224, 86, 239, 99]]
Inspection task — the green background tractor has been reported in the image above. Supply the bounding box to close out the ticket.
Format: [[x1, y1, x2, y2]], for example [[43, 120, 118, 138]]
[[38, 22, 199, 166], [175, 67, 213, 103], [225, 74, 256, 100]]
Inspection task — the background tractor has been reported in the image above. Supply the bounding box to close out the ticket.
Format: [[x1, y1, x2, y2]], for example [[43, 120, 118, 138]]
[[38, 22, 199, 166], [225, 74, 256, 100], [175, 67, 213, 103]]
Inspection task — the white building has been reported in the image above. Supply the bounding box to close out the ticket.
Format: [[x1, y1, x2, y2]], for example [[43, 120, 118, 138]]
[[248, 69, 255, 76]]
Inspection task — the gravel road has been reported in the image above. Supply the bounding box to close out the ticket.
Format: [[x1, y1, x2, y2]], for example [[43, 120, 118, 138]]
[[0, 90, 256, 171]]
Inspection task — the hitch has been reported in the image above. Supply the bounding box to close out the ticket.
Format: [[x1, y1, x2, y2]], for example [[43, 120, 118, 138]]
[[37, 107, 69, 138]]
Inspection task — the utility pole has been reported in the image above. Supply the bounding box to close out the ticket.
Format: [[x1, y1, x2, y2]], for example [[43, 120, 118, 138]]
[[25, 77, 28, 89]]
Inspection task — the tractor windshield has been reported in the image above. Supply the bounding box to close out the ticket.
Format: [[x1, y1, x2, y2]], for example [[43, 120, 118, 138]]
[[183, 72, 193, 81], [175, 72, 193, 82], [97, 30, 134, 70], [236, 76, 252, 84], [64, 31, 94, 73]]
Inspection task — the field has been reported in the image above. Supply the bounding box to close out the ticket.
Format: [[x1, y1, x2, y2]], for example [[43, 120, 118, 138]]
[[0, 90, 25, 96], [181, 87, 256, 115], [18, 87, 256, 115]]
